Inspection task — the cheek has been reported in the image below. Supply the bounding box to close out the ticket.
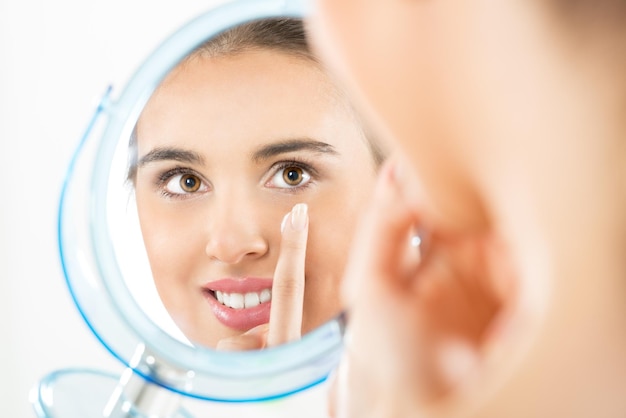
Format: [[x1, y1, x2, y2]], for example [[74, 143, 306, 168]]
[[300, 194, 366, 330], [136, 196, 202, 293], [307, 159, 377, 257], [304, 182, 372, 289]]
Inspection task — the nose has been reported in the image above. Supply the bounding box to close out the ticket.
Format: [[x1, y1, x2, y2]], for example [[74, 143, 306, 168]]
[[204, 194, 270, 265]]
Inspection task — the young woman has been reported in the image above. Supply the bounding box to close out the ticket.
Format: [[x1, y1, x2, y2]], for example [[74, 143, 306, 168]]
[[128, 19, 385, 350], [309, 1, 626, 417]]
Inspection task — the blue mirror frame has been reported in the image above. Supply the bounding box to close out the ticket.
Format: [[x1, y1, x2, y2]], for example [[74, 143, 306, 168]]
[[58, 0, 344, 402]]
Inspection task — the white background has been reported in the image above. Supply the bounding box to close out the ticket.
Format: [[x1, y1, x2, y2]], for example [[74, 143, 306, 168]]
[[0, 1, 327, 416]]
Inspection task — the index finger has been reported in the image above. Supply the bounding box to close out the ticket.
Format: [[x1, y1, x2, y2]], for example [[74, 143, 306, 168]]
[[266, 203, 309, 346]]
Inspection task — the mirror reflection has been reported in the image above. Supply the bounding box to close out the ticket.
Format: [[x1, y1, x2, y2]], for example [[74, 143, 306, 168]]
[[115, 18, 385, 350]]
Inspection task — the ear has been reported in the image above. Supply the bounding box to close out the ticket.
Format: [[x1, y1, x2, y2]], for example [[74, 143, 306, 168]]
[[398, 203, 544, 415], [335, 158, 541, 416], [400, 163, 534, 406], [406, 230, 521, 402]]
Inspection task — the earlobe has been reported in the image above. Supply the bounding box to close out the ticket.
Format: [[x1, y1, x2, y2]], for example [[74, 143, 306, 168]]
[[434, 337, 480, 393]]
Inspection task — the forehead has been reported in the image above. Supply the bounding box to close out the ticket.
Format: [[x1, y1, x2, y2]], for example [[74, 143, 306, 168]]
[[135, 49, 365, 157]]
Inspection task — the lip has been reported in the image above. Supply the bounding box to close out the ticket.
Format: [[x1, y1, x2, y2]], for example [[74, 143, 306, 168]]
[[203, 277, 273, 331]]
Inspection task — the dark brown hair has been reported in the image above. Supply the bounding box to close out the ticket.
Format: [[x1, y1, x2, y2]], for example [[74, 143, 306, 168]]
[[189, 17, 315, 62]]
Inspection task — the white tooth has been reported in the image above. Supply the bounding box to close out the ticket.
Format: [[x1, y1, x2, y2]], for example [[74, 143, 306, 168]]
[[259, 289, 271, 303], [229, 293, 244, 309], [244, 292, 260, 308], [216, 291, 223, 304], [222, 293, 230, 306]]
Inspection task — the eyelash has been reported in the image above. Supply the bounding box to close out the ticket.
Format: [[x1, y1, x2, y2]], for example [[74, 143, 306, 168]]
[[153, 158, 319, 199]]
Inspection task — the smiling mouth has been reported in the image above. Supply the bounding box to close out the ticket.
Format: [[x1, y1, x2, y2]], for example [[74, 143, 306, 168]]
[[206, 289, 272, 310], [202, 278, 273, 330]]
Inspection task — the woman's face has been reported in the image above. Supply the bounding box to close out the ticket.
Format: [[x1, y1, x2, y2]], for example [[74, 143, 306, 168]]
[[134, 49, 377, 347]]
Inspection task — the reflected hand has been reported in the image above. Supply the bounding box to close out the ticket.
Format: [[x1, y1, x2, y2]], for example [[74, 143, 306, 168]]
[[328, 160, 512, 418], [216, 203, 309, 351]]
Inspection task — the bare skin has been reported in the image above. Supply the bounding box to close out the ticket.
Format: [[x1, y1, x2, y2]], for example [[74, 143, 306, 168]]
[[134, 49, 378, 349], [309, 0, 626, 416]]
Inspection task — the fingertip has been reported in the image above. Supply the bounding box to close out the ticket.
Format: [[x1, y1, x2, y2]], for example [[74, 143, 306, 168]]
[[244, 323, 270, 336], [366, 163, 418, 245], [374, 158, 397, 194], [281, 203, 309, 234], [290, 203, 308, 231], [216, 333, 266, 351]]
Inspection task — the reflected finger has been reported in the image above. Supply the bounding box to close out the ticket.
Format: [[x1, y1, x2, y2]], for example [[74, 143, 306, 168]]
[[215, 324, 270, 351], [267, 203, 309, 346]]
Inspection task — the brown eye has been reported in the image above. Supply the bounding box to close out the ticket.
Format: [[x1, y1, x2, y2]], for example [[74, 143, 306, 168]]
[[180, 174, 201, 192], [282, 166, 304, 186], [267, 164, 312, 189]]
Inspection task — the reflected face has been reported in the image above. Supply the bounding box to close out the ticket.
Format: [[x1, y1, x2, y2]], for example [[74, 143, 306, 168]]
[[134, 49, 377, 347]]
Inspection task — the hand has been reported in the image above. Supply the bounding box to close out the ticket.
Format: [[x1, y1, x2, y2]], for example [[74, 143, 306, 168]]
[[216, 203, 309, 350], [328, 159, 513, 418]]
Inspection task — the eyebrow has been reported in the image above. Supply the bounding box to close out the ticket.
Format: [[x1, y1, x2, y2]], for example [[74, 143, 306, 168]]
[[137, 147, 205, 167], [251, 138, 338, 162]]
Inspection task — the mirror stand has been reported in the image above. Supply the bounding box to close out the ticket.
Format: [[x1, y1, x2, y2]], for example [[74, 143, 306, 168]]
[[102, 369, 188, 418], [102, 344, 192, 418], [31, 344, 193, 418]]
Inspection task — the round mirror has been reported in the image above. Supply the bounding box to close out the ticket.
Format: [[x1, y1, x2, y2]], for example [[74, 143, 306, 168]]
[[46, 0, 384, 409], [110, 16, 384, 352]]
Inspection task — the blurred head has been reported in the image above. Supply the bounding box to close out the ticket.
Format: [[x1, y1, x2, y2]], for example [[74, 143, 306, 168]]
[[310, 0, 626, 232], [129, 18, 384, 348], [309, 0, 626, 415]]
